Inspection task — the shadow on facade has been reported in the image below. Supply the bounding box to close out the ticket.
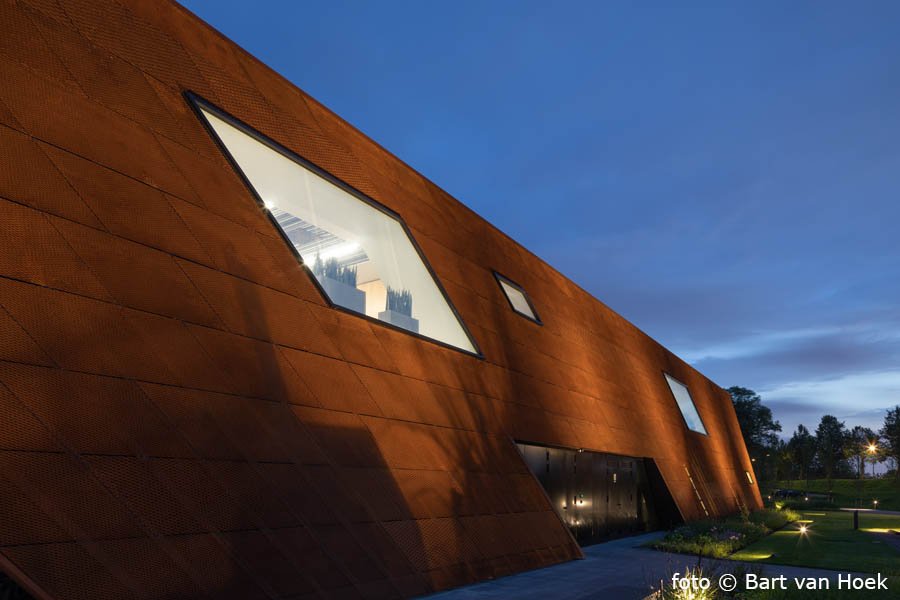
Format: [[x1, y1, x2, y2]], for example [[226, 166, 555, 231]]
[[0, 250, 432, 599]]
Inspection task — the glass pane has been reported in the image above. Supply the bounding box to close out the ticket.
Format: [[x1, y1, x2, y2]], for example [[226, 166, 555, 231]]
[[497, 276, 539, 322], [664, 374, 708, 434], [197, 105, 477, 354]]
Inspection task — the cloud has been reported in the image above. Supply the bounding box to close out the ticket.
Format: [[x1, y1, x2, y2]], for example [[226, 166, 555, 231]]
[[691, 325, 900, 384], [761, 370, 900, 435], [679, 325, 859, 363], [663, 317, 900, 436]]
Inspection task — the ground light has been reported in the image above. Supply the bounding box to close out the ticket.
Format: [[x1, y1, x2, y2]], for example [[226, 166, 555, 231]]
[[796, 519, 814, 536]]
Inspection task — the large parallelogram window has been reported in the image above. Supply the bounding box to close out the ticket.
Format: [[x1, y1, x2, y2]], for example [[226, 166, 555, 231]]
[[663, 373, 708, 435], [190, 96, 479, 355]]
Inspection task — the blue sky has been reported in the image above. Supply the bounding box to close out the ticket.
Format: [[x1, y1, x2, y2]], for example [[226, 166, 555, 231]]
[[182, 1, 900, 438]]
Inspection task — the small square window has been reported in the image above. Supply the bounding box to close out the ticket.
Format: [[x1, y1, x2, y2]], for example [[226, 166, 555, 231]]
[[663, 373, 708, 435], [494, 272, 540, 324]]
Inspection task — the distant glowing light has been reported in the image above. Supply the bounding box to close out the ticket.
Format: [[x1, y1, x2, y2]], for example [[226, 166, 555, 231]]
[[799, 525, 808, 534], [263, 198, 277, 210]]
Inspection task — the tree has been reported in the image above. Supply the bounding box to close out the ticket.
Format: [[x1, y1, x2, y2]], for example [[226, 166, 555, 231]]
[[881, 406, 900, 480], [815, 415, 847, 487], [787, 424, 816, 484], [728, 386, 782, 462], [846, 426, 877, 479], [772, 438, 793, 482]]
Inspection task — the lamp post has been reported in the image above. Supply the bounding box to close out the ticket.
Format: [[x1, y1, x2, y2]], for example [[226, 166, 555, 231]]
[[867, 443, 878, 479]]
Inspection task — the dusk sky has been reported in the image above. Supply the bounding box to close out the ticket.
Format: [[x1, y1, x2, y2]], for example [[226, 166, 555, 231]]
[[182, 1, 900, 438]]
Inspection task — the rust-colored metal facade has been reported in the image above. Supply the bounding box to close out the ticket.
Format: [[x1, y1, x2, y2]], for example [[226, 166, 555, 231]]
[[0, 1, 761, 598]]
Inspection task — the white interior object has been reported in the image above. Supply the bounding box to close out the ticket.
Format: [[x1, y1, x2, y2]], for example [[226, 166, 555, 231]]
[[664, 374, 708, 434], [199, 106, 477, 354]]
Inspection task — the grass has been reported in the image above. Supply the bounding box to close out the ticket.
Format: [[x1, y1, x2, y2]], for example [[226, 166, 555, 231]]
[[768, 478, 900, 511], [653, 510, 900, 598], [650, 508, 800, 558], [731, 510, 900, 575], [743, 588, 900, 599], [654, 561, 900, 600]]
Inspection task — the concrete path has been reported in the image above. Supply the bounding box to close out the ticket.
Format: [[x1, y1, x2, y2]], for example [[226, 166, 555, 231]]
[[424, 532, 866, 600]]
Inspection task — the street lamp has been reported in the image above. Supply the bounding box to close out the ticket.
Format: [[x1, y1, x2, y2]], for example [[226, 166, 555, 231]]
[[867, 442, 878, 479]]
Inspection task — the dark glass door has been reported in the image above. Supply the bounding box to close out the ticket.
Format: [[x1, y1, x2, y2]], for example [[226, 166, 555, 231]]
[[516, 441, 667, 546]]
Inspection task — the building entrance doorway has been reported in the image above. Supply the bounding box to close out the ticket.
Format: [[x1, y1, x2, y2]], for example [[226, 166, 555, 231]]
[[517, 441, 680, 545]]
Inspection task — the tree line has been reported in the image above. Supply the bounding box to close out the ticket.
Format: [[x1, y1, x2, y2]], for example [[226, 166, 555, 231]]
[[727, 387, 900, 485]]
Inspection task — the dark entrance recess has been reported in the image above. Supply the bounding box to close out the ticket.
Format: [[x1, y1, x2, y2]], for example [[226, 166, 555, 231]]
[[517, 441, 682, 546]]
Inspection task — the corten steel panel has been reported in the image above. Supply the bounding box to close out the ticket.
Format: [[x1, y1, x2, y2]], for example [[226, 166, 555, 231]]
[[0, 0, 761, 597], [0, 128, 103, 228]]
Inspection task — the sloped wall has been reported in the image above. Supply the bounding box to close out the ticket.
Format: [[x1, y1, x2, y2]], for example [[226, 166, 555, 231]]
[[0, 1, 761, 598]]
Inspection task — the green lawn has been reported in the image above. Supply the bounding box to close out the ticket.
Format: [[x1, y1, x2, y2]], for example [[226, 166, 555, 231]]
[[731, 510, 900, 575], [743, 587, 900, 600], [769, 478, 900, 511]]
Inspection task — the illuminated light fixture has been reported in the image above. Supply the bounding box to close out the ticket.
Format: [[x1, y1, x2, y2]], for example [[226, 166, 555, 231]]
[[799, 525, 808, 535], [745, 471, 755, 485], [315, 241, 360, 261], [804, 496, 809, 502], [874, 500, 879, 507]]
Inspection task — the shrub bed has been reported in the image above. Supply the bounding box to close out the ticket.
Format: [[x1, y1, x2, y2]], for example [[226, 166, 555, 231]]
[[651, 508, 800, 558]]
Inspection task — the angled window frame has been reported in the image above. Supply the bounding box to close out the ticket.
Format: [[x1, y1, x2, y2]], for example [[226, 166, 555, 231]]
[[185, 91, 482, 357], [493, 271, 542, 325], [662, 372, 709, 436]]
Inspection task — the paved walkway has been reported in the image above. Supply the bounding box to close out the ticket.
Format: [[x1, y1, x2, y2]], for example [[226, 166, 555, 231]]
[[424, 532, 864, 600]]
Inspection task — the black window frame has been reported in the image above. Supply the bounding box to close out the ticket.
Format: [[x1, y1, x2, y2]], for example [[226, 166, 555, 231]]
[[492, 271, 542, 325], [662, 372, 709, 436], [185, 91, 482, 358]]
